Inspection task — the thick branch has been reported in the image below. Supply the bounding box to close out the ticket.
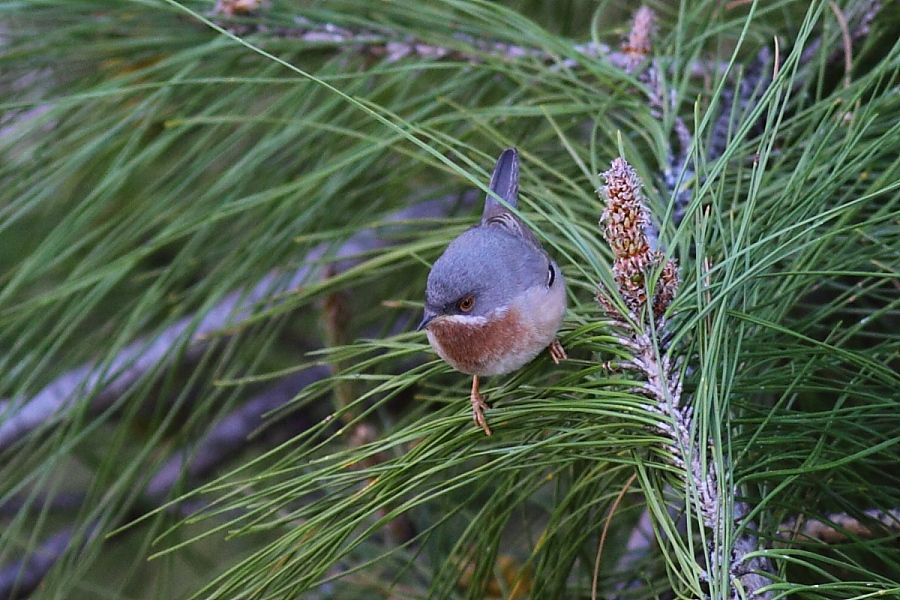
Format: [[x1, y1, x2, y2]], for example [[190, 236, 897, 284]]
[[708, 47, 772, 164], [210, 5, 724, 77], [0, 181, 457, 595], [0, 492, 83, 519], [0, 367, 330, 599], [0, 527, 82, 600], [0, 193, 474, 452], [779, 508, 900, 544], [143, 367, 329, 500]]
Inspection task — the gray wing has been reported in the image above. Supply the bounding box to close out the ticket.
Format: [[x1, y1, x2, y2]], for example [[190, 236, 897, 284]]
[[480, 148, 543, 250]]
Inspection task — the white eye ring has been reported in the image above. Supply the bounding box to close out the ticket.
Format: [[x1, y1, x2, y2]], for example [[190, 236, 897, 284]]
[[547, 263, 556, 287]]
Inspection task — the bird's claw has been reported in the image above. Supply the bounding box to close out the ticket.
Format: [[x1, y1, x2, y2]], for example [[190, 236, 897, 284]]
[[549, 339, 567, 364], [470, 376, 492, 436], [471, 394, 492, 436]]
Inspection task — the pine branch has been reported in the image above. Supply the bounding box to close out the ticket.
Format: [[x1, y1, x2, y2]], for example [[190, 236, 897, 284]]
[[0, 193, 474, 453], [0, 492, 83, 519], [700, 0, 883, 224], [0, 187, 463, 595], [143, 367, 328, 500], [778, 508, 900, 545], [209, 2, 726, 76], [708, 47, 773, 164], [604, 6, 695, 228], [0, 526, 89, 600], [597, 157, 772, 598], [799, 0, 883, 69], [3, 2, 896, 597], [0, 367, 328, 600]]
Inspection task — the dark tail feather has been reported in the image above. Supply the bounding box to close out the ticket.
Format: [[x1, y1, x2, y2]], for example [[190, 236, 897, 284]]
[[481, 148, 518, 223]]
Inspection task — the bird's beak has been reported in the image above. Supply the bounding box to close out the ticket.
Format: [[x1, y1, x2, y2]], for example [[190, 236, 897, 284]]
[[417, 309, 437, 331]]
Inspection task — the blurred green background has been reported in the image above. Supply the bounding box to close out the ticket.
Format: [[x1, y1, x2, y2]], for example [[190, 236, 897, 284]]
[[1, 1, 898, 598]]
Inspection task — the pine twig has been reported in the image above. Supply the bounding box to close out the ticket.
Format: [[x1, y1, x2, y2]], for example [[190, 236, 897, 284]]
[[0, 193, 475, 453], [710, 0, 884, 171], [592, 473, 638, 600], [321, 276, 356, 424], [209, 5, 726, 76], [799, 1, 883, 69], [347, 423, 416, 545], [617, 6, 695, 228], [596, 158, 773, 598]]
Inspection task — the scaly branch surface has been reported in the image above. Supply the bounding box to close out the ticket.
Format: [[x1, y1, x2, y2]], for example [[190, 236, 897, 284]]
[[597, 157, 772, 598]]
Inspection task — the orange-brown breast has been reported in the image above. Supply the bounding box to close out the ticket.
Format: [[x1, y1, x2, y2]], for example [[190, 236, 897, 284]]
[[427, 308, 535, 376]]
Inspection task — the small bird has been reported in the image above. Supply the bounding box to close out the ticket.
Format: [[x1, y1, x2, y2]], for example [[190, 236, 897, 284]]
[[417, 148, 567, 435]]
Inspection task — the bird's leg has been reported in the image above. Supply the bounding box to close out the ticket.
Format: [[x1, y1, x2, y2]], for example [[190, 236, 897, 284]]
[[470, 375, 492, 436], [548, 339, 568, 364]]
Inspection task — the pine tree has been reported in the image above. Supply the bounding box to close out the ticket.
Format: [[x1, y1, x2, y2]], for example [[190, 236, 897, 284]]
[[1, 1, 898, 598]]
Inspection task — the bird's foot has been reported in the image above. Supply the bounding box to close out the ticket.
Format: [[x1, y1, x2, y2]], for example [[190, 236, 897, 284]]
[[470, 375, 492, 436], [548, 339, 568, 364]]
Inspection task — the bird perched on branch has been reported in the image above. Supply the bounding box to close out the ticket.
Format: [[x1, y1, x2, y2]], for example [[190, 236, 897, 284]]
[[418, 148, 567, 435]]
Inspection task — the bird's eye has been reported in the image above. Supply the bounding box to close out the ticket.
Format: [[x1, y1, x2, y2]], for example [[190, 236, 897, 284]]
[[547, 263, 556, 287], [457, 295, 475, 313]]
